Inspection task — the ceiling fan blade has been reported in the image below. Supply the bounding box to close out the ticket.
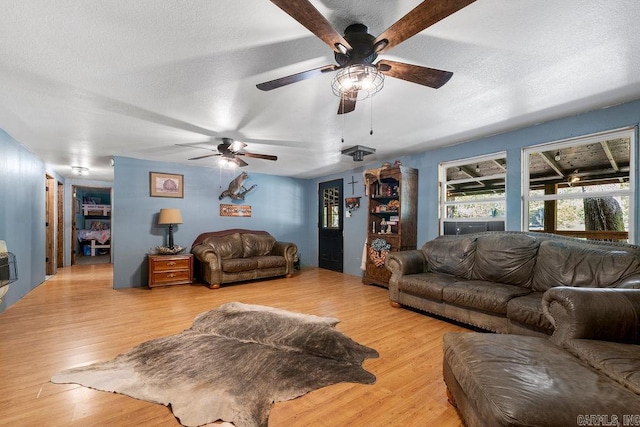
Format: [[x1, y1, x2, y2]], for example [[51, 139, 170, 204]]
[[175, 143, 217, 152], [233, 157, 249, 167], [377, 60, 453, 88], [269, 0, 352, 53], [257, 64, 338, 91], [337, 93, 357, 115], [374, 0, 476, 54], [188, 153, 221, 160], [229, 140, 247, 153], [238, 152, 278, 161]]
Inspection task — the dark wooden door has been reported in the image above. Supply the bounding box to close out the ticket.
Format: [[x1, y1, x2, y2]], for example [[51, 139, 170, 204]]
[[318, 179, 343, 272]]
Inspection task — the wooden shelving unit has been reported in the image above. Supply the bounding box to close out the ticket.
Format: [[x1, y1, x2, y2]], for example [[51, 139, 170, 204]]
[[363, 165, 418, 287]]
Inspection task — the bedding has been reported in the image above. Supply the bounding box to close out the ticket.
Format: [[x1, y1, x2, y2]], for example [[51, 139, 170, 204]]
[[77, 230, 110, 244], [78, 219, 111, 244]]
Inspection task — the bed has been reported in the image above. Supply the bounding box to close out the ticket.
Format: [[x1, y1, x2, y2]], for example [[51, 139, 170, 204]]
[[82, 203, 111, 216], [78, 219, 111, 256]]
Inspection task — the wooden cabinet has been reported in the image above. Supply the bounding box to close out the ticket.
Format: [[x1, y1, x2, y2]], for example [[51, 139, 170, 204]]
[[363, 165, 418, 287], [147, 254, 193, 288]]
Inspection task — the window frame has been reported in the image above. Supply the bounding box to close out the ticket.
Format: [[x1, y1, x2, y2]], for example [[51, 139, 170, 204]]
[[439, 151, 507, 235], [521, 127, 636, 243]]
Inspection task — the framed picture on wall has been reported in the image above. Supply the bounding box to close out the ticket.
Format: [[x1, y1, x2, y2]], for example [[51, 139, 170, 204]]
[[149, 172, 184, 198]]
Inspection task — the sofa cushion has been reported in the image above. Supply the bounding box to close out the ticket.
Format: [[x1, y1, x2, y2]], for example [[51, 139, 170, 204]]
[[221, 258, 259, 273], [471, 233, 539, 287], [422, 236, 476, 279], [442, 280, 531, 314], [532, 240, 640, 291], [398, 272, 459, 302], [254, 255, 286, 269], [205, 233, 244, 259], [564, 339, 640, 395], [242, 234, 276, 258], [506, 292, 553, 332], [443, 333, 640, 425]]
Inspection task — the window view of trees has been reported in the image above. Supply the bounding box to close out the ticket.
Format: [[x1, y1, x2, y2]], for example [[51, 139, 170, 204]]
[[440, 153, 506, 235], [524, 129, 633, 242], [439, 129, 634, 242]]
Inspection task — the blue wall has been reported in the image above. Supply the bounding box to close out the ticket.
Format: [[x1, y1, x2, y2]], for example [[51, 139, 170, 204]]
[[311, 99, 640, 277], [112, 156, 310, 288], [2, 98, 640, 307], [0, 130, 48, 311]]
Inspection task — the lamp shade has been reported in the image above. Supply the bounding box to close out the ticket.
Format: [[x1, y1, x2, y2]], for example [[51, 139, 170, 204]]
[[158, 208, 183, 225]]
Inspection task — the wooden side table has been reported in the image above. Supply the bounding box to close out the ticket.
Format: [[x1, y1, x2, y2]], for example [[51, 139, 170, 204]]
[[147, 253, 193, 288]]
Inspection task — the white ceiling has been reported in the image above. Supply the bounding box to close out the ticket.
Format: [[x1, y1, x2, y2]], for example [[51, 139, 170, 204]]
[[2, 0, 640, 181]]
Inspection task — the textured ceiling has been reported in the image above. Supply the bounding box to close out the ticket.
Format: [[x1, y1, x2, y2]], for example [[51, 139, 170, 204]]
[[2, 0, 640, 181]]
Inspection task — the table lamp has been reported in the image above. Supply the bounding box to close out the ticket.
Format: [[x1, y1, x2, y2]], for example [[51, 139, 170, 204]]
[[158, 208, 183, 250]]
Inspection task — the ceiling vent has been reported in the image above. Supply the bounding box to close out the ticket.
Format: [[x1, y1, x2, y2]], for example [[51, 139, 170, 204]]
[[342, 145, 376, 161]]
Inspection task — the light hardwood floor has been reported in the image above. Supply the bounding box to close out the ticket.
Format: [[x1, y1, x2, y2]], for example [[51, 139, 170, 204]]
[[0, 265, 467, 426]]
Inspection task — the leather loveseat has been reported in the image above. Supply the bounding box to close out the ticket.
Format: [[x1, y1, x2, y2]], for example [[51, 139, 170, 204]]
[[386, 231, 640, 336], [443, 287, 640, 426], [191, 229, 297, 289]]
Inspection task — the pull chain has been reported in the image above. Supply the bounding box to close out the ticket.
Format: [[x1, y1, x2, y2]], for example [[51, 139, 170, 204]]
[[341, 96, 345, 143], [370, 96, 374, 136]]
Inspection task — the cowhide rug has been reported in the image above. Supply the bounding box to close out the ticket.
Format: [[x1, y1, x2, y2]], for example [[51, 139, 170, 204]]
[[51, 302, 378, 427]]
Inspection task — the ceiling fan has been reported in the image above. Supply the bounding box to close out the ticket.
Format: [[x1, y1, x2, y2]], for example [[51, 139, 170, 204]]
[[256, 0, 476, 114], [182, 138, 277, 167]]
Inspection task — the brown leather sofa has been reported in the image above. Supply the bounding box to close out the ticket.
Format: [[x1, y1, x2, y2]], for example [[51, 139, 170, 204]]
[[386, 232, 640, 336], [443, 287, 640, 426], [191, 229, 297, 289]]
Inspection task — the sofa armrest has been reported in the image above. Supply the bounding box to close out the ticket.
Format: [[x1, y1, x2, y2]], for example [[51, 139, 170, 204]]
[[386, 250, 428, 302], [614, 273, 640, 289], [191, 244, 222, 285], [191, 244, 221, 264], [271, 241, 297, 259], [542, 287, 640, 345], [272, 241, 298, 273]]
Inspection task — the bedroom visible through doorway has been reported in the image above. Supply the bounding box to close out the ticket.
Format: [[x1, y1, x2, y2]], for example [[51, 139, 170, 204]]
[[72, 185, 112, 266]]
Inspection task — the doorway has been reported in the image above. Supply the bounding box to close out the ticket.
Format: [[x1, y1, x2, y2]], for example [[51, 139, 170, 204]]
[[45, 175, 56, 275], [318, 179, 343, 272], [72, 185, 112, 265], [57, 182, 64, 268]]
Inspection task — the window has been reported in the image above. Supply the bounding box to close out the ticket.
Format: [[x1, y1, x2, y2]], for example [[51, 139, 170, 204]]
[[523, 128, 635, 243], [440, 153, 507, 235], [321, 186, 341, 229]]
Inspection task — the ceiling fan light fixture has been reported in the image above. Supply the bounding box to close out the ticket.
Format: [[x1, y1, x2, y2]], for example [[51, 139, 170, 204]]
[[71, 166, 89, 176], [331, 64, 384, 101], [217, 157, 237, 169]]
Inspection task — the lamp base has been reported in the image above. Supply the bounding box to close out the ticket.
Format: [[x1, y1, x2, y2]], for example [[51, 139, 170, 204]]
[[168, 224, 175, 249]]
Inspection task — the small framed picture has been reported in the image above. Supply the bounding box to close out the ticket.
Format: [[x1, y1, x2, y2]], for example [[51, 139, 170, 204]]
[[150, 172, 184, 198]]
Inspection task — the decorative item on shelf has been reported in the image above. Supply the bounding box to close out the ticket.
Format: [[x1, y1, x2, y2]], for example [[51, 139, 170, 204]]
[[388, 200, 400, 211], [369, 238, 391, 267], [158, 208, 183, 251], [152, 245, 185, 255], [345, 197, 361, 212], [219, 172, 256, 200]]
